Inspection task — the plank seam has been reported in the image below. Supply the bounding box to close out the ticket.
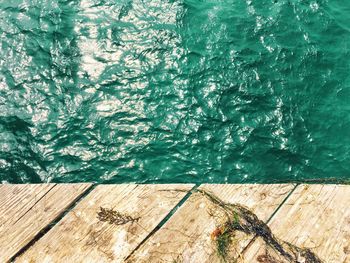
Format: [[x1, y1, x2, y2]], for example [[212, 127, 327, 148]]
[[124, 184, 200, 261], [240, 183, 300, 256], [12, 184, 57, 225], [266, 184, 300, 224], [9, 184, 96, 263]]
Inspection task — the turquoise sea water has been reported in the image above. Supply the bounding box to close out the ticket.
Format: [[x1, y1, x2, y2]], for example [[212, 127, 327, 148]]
[[0, 0, 350, 183]]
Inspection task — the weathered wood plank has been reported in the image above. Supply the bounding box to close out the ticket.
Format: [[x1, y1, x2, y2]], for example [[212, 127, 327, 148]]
[[126, 184, 295, 262], [0, 183, 92, 262], [16, 184, 194, 263], [0, 184, 54, 230], [241, 184, 350, 263]]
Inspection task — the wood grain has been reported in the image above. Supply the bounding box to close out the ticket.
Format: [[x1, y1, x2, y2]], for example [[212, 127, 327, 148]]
[[126, 184, 295, 263], [0, 183, 92, 262], [242, 184, 350, 263], [16, 184, 194, 263]]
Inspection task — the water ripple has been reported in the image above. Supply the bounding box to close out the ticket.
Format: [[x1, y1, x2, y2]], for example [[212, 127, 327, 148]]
[[0, 0, 350, 183]]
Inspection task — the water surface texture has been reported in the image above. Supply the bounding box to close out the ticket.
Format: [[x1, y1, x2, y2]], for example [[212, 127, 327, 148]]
[[1, 0, 350, 183]]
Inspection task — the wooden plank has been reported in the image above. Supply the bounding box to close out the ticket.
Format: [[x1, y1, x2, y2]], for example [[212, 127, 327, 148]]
[[0, 184, 53, 230], [16, 184, 194, 263], [241, 184, 350, 263], [0, 183, 92, 262], [126, 184, 295, 262]]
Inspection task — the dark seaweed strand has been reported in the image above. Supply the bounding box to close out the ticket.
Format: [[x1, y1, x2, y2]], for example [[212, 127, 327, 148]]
[[97, 207, 140, 225], [196, 189, 323, 263]]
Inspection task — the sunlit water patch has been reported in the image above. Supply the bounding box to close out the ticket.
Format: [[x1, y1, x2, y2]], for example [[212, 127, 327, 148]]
[[0, 0, 350, 183]]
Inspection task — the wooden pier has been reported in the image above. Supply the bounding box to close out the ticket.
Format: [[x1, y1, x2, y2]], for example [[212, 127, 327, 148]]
[[0, 183, 349, 262]]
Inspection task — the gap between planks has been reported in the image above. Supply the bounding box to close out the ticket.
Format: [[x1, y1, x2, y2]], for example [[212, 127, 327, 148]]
[[14, 184, 195, 262], [10, 184, 97, 262], [0, 183, 93, 262], [126, 184, 296, 262], [1, 184, 297, 262]]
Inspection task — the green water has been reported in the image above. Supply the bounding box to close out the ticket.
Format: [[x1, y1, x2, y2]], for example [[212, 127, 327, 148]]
[[0, 0, 350, 184]]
